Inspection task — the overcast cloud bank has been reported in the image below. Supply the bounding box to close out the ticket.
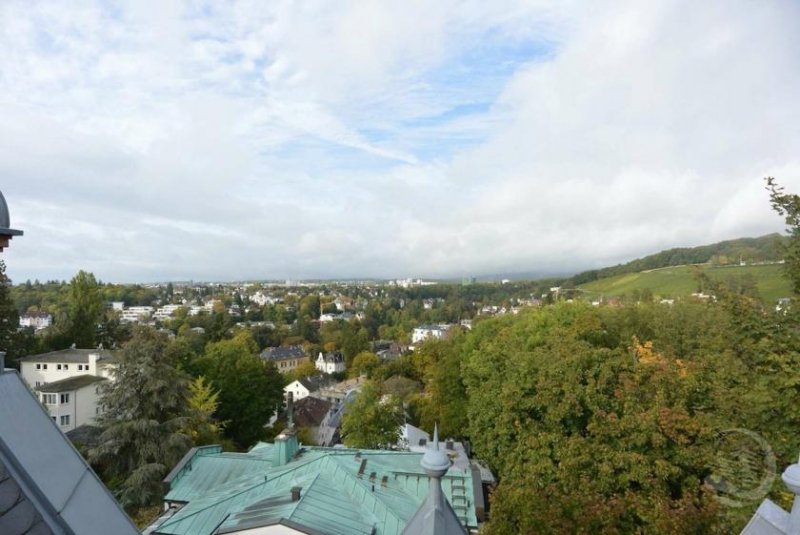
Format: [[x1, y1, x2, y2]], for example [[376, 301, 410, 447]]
[[1, 0, 798, 282]]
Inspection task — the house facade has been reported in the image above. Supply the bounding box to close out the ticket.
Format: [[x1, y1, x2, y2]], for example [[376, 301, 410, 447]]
[[36, 375, 106, 432], [283, 376, 324, 402], [260, 345, 308, 373], [315, 350, 346, 374], [19, 312, 53, 330], [412, 324, 451, 344], [18, 348, 116, 389], [18, 348, 117, 434]]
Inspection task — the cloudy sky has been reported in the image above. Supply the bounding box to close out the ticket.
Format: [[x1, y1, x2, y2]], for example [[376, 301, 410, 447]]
[[1, 0, 799, 283]]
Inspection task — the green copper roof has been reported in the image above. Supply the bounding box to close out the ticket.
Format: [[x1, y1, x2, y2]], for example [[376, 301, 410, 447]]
[[154, 443, 477, 535]]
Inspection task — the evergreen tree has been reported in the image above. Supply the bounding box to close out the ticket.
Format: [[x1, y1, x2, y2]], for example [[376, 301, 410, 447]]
[[89, 327, 192, 508], [67, 270, 102, 348]]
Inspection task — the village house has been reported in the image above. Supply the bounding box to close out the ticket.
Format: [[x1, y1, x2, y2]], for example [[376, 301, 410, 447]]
[[19, 311, 53, 331], [411, 324, 452, 345], [283, 376, 325, 402], [316, 350, 346, 374], [261, 345, 309, 373]]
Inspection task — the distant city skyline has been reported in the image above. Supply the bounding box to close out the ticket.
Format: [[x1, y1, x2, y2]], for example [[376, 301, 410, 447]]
[[1, 1, 798, 283]]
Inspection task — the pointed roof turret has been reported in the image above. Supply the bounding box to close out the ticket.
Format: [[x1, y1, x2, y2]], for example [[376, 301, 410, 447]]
[[401, 424, 467, 535]]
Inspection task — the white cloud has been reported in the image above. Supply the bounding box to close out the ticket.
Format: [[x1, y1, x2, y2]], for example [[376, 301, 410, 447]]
[[0, 0, 798, 282]]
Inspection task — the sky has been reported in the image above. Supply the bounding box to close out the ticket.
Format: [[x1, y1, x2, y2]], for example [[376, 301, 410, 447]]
[[1, 0, 799, 283]]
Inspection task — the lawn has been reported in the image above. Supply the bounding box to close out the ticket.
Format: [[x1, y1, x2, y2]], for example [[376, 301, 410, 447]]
[[578, 263, 791, 304]]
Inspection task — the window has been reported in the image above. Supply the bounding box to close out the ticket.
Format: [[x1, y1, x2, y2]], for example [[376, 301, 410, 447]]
[[60, 393, 70, 404], [35, 381, 40, 387], [42, 394, 56, 405], [42, 364, 47, 370], [57, 364, 62, 370], [77, 364, 83, 371], [60, 415, 70, 426], [63, 364, 69, 370], [51, 416, 56, 422], [36, 364, 41, 370]]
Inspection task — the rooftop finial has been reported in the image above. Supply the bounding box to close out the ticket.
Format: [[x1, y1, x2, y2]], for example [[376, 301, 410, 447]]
[[401, 423, 466, 535], [420, 423, 450, 477]]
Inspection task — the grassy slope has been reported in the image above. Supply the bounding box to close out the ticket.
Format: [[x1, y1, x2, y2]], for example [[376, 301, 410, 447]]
[[578, 263, 791, 303]]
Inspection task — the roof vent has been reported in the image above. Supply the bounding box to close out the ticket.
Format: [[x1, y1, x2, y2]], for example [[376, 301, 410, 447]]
[[291, 486, 302, 502]]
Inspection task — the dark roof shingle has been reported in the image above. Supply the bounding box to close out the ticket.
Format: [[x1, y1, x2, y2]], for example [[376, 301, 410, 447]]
[[35, 375, 106, 393], [18, 349, 116, 364]]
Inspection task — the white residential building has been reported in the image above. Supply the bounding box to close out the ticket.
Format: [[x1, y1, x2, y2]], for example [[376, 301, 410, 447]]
[[315, 351, 346, 374], [283, 376, 324, 402], [120, 306, 154, 323], [19, 312, 53, 330], [412, 324, 451, 344], [18, 348, 118, 433], [154, 304, 183, 320], [37, 375, 106, 432]]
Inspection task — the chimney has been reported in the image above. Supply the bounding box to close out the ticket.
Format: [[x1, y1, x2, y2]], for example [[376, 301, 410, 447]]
[[291, 486, 302, 502], [287, 391, 294, 429], [273, 393, 299, 467], [88, 352, 99, 375]]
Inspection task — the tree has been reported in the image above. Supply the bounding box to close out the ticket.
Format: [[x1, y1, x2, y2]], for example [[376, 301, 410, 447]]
[[286, 359, 319, 381], [184, 376, 225, 446], [194, 331, 284, 447], [0, 260, 20, 357], [89, 327, 192, 508], [766, 177, 800, 294], [349, 351, 380, 378], [67, 270, 102, 348], [460, 305, 727, 533], [340, 381, 404, 449]]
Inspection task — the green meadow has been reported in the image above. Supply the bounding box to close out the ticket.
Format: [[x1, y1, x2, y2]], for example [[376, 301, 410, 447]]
[[578, 263, 791, 303]]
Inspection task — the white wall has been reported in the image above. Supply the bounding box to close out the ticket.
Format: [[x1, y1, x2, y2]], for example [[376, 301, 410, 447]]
[[40, 383, 102, 432], [22, 361, 87, 388], [284, 381, 310, 401]]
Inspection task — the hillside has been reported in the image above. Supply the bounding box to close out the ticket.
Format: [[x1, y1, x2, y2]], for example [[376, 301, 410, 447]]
[[566, 234, 786, 286], [577, 262, 791, 303]]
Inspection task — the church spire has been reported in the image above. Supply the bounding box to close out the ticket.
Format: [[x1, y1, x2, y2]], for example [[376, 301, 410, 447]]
[[401, 424, 466, 535]]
